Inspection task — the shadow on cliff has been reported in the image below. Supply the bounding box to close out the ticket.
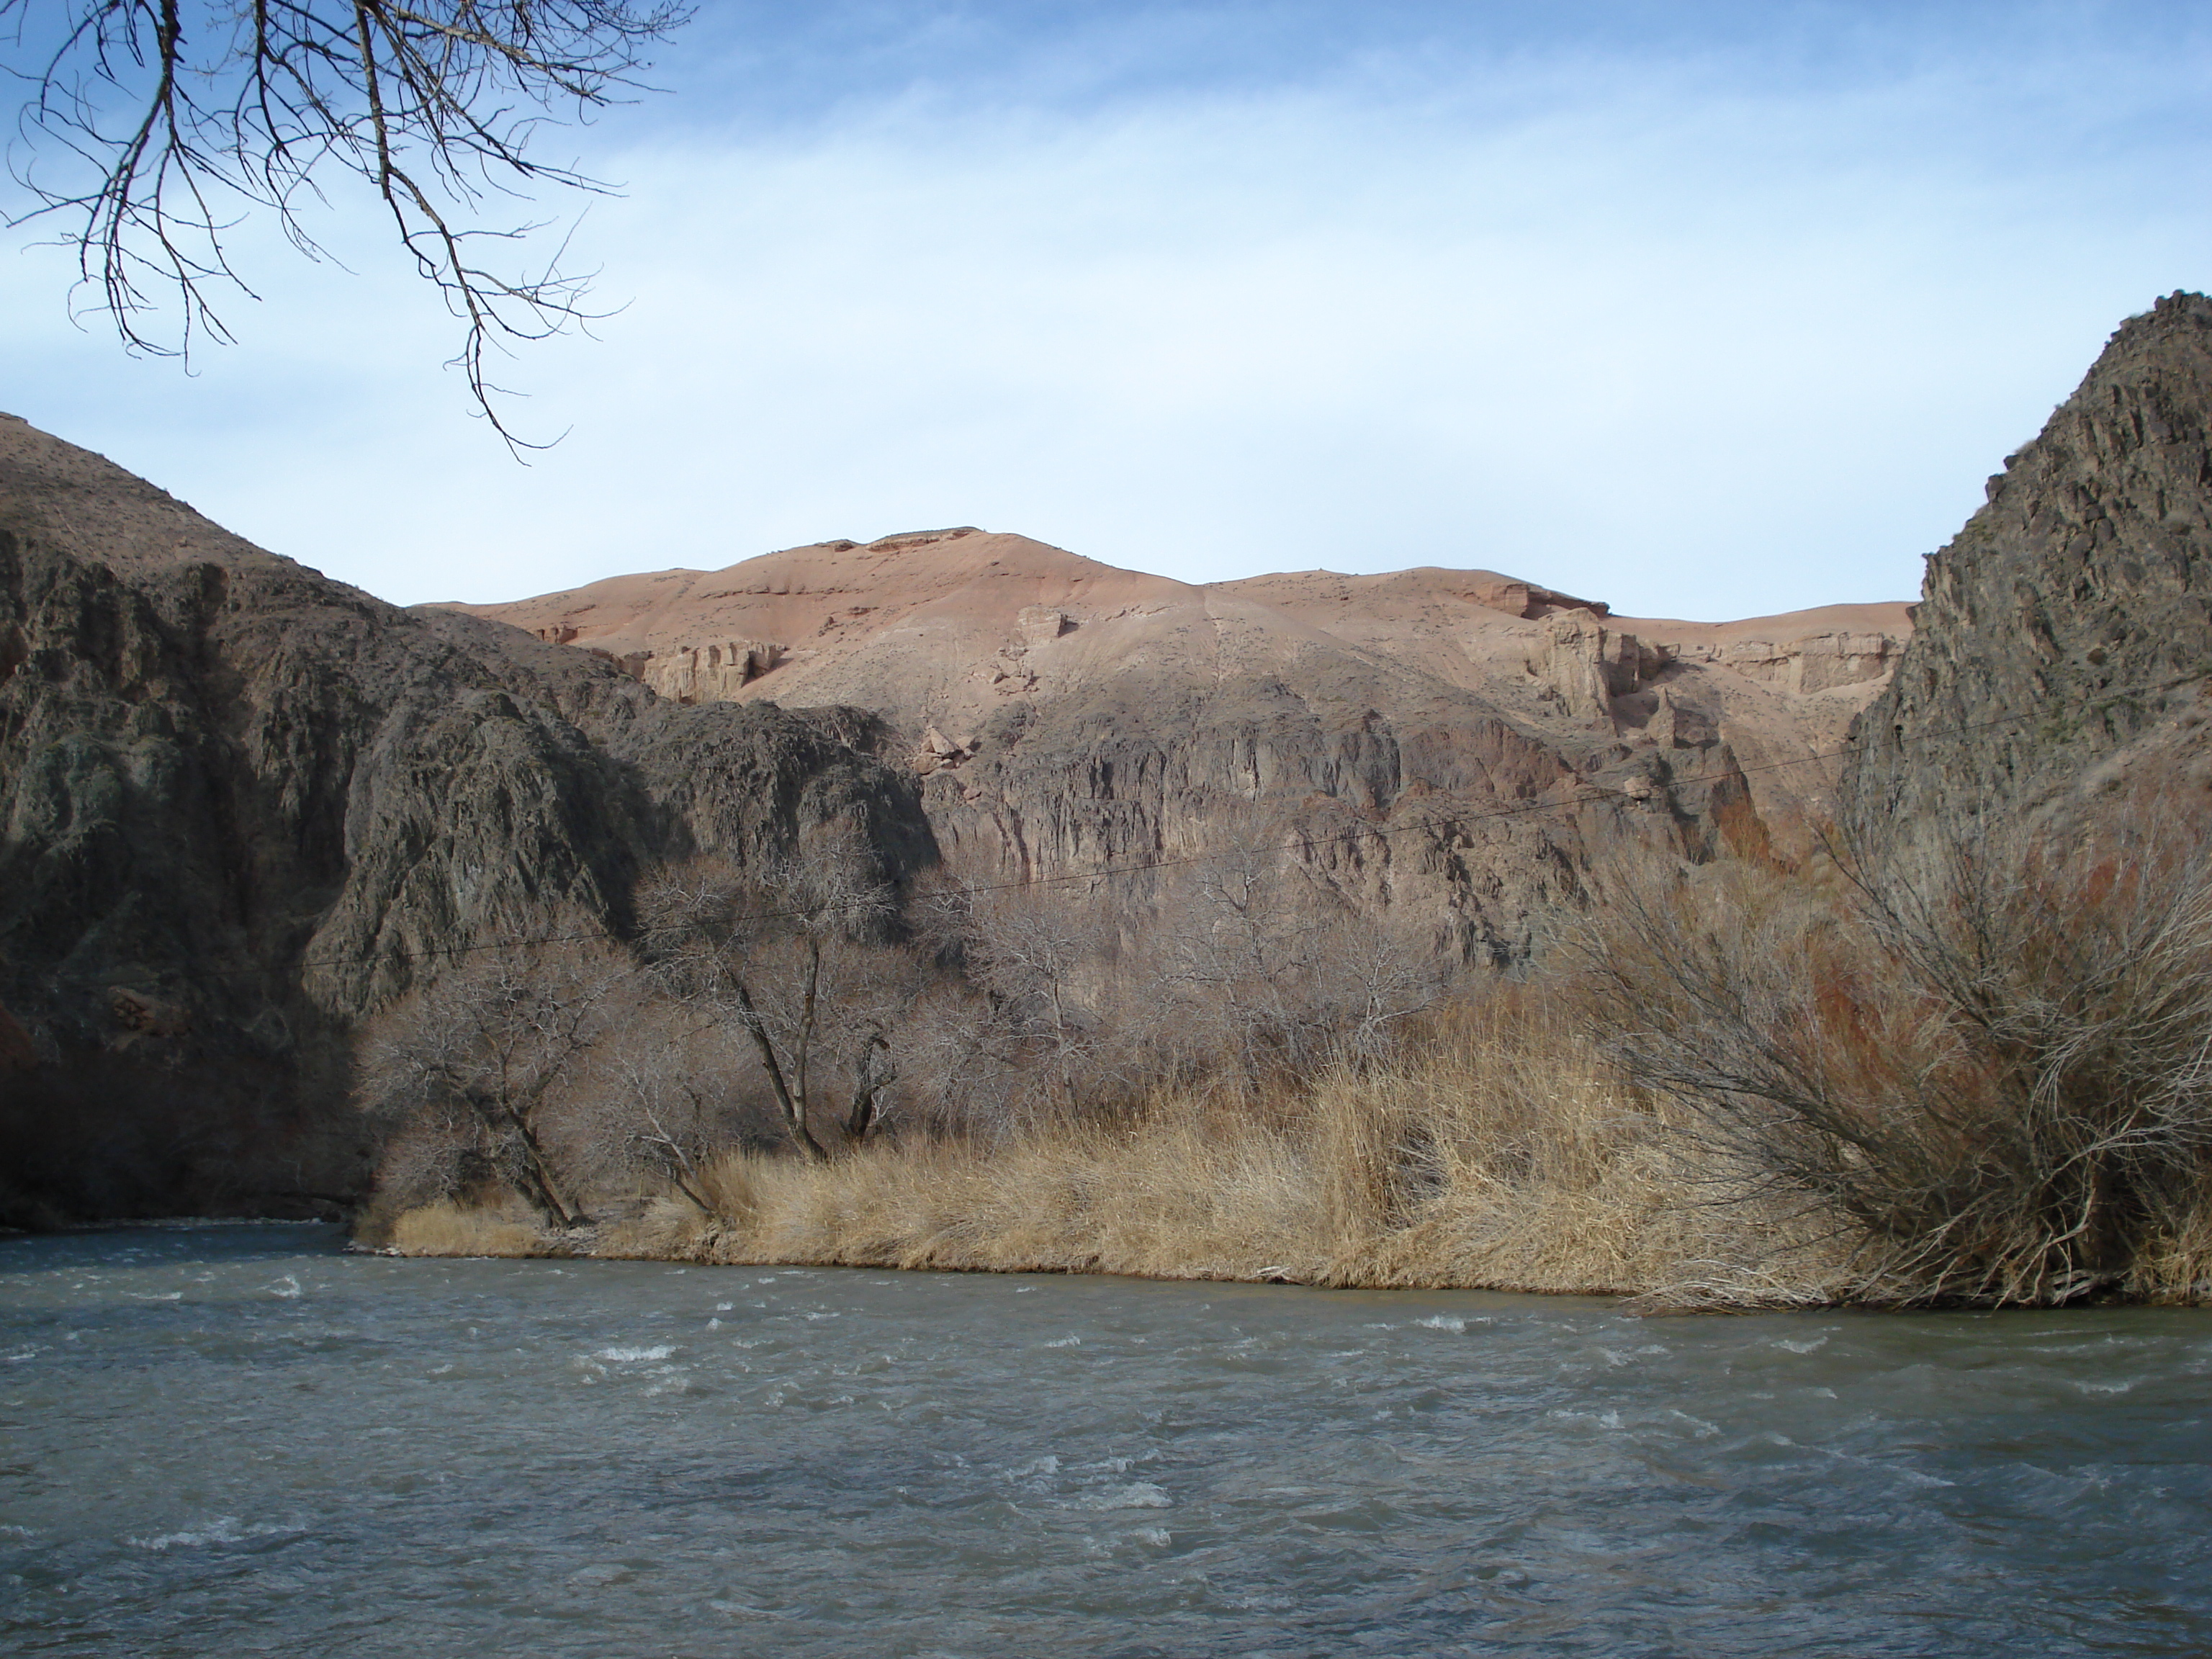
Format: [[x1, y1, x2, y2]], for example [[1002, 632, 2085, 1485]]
[[0, 1045, 368, 1228]]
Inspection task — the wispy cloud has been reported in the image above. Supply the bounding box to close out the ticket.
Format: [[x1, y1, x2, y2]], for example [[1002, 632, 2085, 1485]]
[[3, 4, 2207, 618]]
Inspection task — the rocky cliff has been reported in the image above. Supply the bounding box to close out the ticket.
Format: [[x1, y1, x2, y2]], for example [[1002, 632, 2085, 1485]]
[[451, 535, 1912, 953], [0, 415, 932, 1221], [1843, 292, 2212, 839], [0, 397, 1925, 1222], [905, 610, 1761, 966]]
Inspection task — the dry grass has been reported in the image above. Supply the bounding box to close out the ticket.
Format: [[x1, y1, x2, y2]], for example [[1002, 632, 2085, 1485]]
[[384, 1200, 549, 1258], [2123, 1187, 2212, 1304], [570, 996, 1857, 1301], [374, 977, 2212, 1304]]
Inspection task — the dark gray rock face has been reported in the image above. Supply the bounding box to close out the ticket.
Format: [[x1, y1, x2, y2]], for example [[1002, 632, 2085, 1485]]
[[923, 656, 1768, 966], [1843, 293, 2212, 839], [0, 416, 932, 1220]]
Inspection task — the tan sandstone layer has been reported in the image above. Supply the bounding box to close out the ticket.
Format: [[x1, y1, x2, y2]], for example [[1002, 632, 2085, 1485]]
[[444, 531, 1911, 842]]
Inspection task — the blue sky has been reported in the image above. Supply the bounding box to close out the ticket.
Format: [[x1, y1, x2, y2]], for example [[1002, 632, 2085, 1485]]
[[4, 1, 2208, 619]]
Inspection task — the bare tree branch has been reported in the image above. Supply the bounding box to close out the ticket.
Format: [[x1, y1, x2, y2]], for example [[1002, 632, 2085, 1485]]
[[2, 0, 688, 448]]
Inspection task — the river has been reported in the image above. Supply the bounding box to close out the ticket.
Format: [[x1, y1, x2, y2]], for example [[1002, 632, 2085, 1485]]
[[1, 1223, 2206, 1655]]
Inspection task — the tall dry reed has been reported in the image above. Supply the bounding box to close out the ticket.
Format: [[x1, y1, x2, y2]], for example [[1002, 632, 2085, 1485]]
[[565, 996, 1856, 1302], [382, 1200, 549, 1258]]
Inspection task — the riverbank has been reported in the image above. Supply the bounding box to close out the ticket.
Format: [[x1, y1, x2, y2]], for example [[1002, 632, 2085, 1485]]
[[362, 1003, 1863, 1308], [362, 825, 2212, 1311]]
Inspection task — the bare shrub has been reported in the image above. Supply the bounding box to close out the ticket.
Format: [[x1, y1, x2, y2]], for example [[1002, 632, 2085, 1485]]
[[1581, 807, 2212, 1304], [358, 939, 629, 1228]]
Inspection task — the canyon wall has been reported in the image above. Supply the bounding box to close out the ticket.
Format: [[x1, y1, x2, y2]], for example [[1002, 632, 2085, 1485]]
[[0, 415, 931, 1220], [453, 538, 1913, 957], [1843, 292, 2212, 840]]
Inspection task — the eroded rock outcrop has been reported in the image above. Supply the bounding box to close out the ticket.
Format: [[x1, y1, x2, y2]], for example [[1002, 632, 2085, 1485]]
[[914, 663, 1772, 966], [640, 639, 783, 703], [1843, 292, 2212, 839], [453, 540, 1911, 877], [0, 415, 932, 1219], [1715, 631, 1897, 694], [1525, 611, 1676, 722]]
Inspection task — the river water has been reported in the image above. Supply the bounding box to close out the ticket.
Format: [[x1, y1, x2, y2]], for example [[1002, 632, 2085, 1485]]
[[1, 1224, 2207, 1657]]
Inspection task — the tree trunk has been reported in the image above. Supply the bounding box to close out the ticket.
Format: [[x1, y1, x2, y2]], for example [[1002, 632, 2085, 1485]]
[[844, 1032, 894, 1144], [732, 980, 830, 1161], [467, 1088, 583, 1227]]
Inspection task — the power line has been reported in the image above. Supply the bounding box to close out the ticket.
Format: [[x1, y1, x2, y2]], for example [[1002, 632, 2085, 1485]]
[[33, 673, 2204, 994]]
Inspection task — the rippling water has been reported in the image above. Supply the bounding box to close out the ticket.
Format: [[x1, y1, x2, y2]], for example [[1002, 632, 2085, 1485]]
[[1, 1225, 2208, 1656]]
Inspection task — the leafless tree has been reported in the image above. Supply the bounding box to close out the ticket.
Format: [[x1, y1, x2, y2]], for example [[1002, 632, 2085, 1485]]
[[935, 881, 1115, 1108], [1310, 907, 1455, 1059], [359, 939, 626, 1226], [2, 0, 686, 442], [892, 973, 1031, 1138], [598, 1030, 759, 1217], [639, 857, 914, 1160], [1161, 843, 1316, 1074], [1162, 843, 1449, 1079]]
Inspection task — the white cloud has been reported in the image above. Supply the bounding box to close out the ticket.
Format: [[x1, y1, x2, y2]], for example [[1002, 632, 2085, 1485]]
[[3, 19, 2208, 619]]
